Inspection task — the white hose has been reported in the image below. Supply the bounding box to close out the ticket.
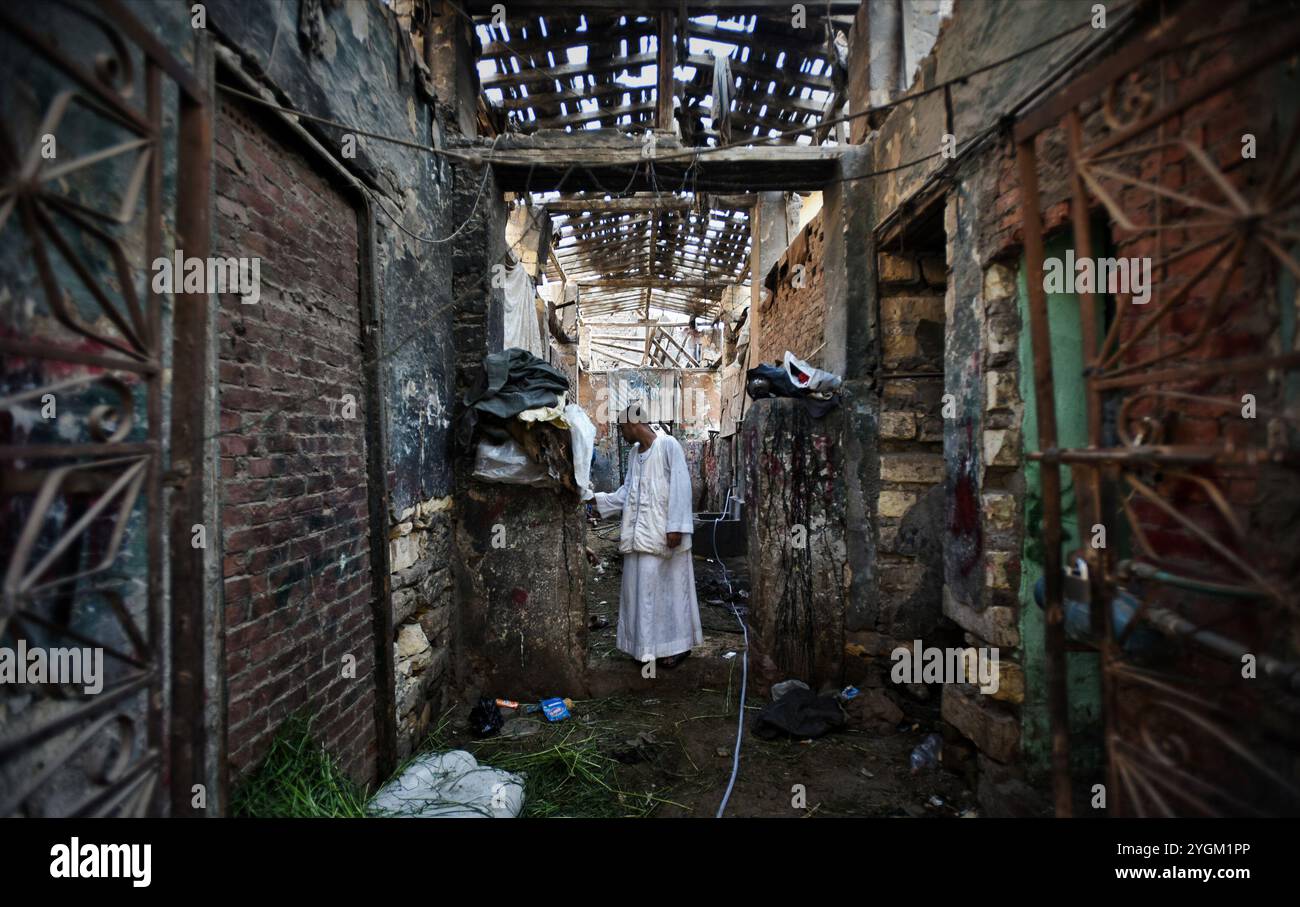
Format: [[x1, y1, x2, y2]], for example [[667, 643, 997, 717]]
[[712, 487, 748, 818]]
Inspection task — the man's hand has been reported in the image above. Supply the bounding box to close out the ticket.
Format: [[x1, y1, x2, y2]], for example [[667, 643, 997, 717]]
[[666, 531, 682, 549]]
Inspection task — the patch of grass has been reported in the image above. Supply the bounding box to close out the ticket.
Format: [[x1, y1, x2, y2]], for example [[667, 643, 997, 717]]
[[231, 713, 369, 818]]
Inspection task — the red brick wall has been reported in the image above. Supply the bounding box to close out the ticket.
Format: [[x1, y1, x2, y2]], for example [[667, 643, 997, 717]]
[[757, 209, 827, 366], [214, 97, 378, 784]]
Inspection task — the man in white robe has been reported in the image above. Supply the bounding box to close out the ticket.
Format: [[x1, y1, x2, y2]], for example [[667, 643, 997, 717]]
[[592, 404, 703, 668]]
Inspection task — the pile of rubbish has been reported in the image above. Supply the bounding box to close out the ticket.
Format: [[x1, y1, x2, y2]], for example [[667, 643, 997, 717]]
[[458, 348, 595, 498], [746, 350, 843, 417], [468, 694, 574, 740]]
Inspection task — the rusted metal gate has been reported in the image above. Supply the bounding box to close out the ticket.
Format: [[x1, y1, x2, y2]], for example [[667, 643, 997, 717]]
[[1, 0, 209, 816], [1014, 0, 1300, 816]]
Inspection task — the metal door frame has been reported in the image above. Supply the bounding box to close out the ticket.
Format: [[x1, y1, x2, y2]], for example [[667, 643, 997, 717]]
[[0, 0, 210, 816], [1014, 0, 1300, 816]]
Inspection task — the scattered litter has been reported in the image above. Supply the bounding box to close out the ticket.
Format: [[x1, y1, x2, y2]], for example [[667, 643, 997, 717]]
[[909, 733, 943, 774], [612, 731, 658, 764], [838, 685, 860, 702], [928, 795, 945, 808], [771, 679, 811, 701], [715, 747, 730, 758], [541, 697, 571, 722], [722, 651, 738, 660], [959, 808, 979, 819], [859, 768, 875, 779], [469, 697, 504, 738], [494, 698, 520, 710], [500, 717, 542, 739], [368, 750, 523, 818], [589, 615, 610, 630]]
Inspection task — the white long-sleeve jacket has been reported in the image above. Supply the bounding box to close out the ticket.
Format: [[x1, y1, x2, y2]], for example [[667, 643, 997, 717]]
[[594, 434, 694, 558]]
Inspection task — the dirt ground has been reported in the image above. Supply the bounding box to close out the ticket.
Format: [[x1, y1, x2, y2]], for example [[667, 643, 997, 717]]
[[439, 525, 979, 818]]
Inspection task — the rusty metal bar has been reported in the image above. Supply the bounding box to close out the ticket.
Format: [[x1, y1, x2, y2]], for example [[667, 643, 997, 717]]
[[144, 57, 165, 817], [1016, 135, 1074, 817], [168, 32, 214, 816], [1094, 352, 1300, 391]]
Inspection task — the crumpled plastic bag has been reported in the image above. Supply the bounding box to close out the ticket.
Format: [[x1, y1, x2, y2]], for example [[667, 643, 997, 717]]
[[472, 438, 548, 485], [468, 696, 504, 737], [368, 750, 524, 818], [784, 350, 842, 393]]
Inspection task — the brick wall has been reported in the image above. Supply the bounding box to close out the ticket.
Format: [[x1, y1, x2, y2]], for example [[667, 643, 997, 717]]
[[215, 96, 378, 784], [757, 209, 827, 366]]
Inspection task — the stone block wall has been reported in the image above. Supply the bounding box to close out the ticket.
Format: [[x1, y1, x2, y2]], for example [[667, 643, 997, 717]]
[[389, 496, 455, 761], [875, 251, 948, 649]]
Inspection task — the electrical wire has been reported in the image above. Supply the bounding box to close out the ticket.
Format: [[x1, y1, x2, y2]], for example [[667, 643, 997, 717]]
[[369, 134, 503, 245]]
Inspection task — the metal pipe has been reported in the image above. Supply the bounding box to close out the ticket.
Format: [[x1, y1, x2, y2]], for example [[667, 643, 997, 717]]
[[1017, 136, 1074, 817]]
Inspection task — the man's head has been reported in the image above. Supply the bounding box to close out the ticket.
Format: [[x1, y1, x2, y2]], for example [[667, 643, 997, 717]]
[[617, 401, 653, 444]]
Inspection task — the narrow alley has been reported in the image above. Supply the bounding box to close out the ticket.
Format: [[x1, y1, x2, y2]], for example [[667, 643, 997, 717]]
[[2, 0, 1299, 840]]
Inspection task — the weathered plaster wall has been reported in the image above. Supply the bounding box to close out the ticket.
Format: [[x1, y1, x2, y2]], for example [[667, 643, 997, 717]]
[[453, 481, 588, 699]]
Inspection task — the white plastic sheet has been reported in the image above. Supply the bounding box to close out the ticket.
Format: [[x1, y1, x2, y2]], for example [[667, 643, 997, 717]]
[[472, 437, 548, 485], [564, 402, 596, 500], [368, 750, 524, 818]]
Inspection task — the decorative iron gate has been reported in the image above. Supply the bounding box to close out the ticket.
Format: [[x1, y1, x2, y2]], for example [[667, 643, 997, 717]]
[[1014, 0, 1300, 816], [0, 0, 208, 816]]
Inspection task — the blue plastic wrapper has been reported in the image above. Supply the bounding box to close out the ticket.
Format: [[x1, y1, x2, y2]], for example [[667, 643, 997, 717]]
[[541, 697, 570, 722]]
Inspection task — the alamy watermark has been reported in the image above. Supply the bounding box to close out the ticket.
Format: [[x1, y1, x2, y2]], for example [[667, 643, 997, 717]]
[[151, 250, 261, 304], [1043, 250, 1152, 305], [891, 640, 1000, 695], [0, 641, 103, 694], [50, 838, 150, 887]]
